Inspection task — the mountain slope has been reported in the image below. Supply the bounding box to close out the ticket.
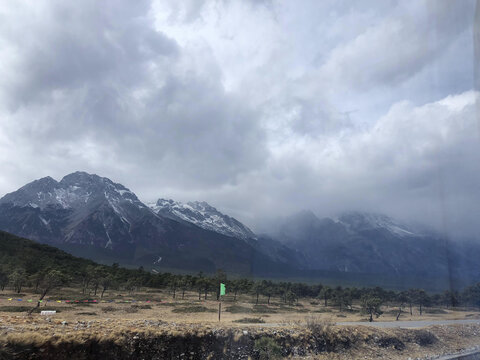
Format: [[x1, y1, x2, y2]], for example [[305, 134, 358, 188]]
[[0, 172, 158, 252], [267, 210, 480, 282], [148, 199, 310, 269], [0, 230, 98, 276], [149, 199, 256, 240], [0, 172, 289, 275]]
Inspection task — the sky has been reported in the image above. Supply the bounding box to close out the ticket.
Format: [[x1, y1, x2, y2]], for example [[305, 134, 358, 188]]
[[0, 0, 479, 238]]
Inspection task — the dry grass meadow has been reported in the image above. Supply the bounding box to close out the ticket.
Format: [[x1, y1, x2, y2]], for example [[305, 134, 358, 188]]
[[1, 286, 479, 325], [1, 287, 480, 359]]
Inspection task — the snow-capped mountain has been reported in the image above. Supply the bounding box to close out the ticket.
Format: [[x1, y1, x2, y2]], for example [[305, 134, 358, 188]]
[[149, 199, 256, 240], [335, 211, 423, 237], [0, 172, 157, 250], [1, 172, 479, 285], [0, 171, 147, 214], [0, 172, 288, 275], [265, 210, 480, 281]]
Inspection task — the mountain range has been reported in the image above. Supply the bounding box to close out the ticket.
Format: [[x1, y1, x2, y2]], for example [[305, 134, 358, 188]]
[[0, 172, 284, 275], [264, 210, 480, 283], [0, 171, 478, 289]]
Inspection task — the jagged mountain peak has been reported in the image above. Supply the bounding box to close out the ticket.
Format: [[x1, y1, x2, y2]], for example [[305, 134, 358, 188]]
[[1, 173, 479, 281], [0, 176, 59, 208], [0, 174, 286, 275], [36, 176, 58, 185], [61, 171, 105, 185], [150, 198, 256, 240], [155, 199, 217, 212], [335, 211, 421, 237], [263, 209, 457, 276], [0, 171, 142, 211], [186, 201, 222, 213], [15, 175, 58, 192], [268, 210, 424, 249], [278, 209, 422, 238], [155, 198, 175, 207], [60, 171, 129, 192], [0, 171, 158, 251]]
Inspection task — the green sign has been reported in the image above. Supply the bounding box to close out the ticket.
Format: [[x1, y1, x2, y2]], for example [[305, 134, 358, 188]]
[[220, 283, 226, 296]]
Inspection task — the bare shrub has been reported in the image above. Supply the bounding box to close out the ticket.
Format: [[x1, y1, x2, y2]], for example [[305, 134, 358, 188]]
[[172, 305, 215, 313], [305, 316, 333, 334], [233, 317, 265, 323], [413, 330, 437, 346], [131, 304, 152, 310], [101, 306, 118, 313], [124, 307, 138, 313], [254, 337, 282, 360], [225, 305, 252, 313]]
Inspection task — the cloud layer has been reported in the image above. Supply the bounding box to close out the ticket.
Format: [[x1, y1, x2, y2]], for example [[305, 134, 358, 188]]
[[0, 0, 478, 238]]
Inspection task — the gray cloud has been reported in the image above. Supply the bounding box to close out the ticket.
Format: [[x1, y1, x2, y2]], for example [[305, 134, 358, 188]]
[[0, 0, 478, 239], [318, 1, 475, 91], [0, 0, 266, 191], [232, 91, 480, 239]]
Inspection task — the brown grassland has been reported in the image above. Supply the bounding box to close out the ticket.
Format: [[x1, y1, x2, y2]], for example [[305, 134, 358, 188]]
[[0, 287, 479, 359]]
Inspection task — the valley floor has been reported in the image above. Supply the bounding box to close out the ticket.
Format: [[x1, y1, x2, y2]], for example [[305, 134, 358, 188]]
[[0, 288, 479, 359]]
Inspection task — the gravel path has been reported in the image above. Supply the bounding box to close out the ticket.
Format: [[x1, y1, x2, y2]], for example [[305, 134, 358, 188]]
[[336, 319, 480, 328]]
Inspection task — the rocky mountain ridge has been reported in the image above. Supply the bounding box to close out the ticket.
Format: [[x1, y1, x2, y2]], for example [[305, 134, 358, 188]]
[[1, 171, 479, 286], [263, 209, 480, 283], [149, 199, 256, 240], [0, 172, 286, 275]]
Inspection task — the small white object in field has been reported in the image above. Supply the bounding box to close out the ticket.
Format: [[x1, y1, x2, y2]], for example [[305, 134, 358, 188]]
[[40, 311, 56, 315]]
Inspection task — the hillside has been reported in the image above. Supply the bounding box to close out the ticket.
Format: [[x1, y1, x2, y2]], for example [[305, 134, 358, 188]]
[[0, 230, 98, 277]]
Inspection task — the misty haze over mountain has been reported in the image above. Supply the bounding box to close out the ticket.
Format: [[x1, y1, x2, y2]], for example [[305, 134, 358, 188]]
[[0, 1, 479, 241], [1, 171, 479, 290]]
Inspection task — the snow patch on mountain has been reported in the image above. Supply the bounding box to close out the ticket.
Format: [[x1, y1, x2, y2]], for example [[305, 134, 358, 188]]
[[335, 211, 423, 237], [150, 199, 256, 240], [0, 172, 146, 212]]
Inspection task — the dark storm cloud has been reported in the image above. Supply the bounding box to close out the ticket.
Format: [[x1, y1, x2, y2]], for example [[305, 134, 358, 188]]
[[0, 0, 478, 238], [0, 0, 266, 191], [2, 1, 177, 108], [317, 0, 475, 96], [238, 91, 480, 239]]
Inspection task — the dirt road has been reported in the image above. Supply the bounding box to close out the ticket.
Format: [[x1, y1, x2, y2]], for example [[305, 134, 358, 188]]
[[336, 319, 480, 328]]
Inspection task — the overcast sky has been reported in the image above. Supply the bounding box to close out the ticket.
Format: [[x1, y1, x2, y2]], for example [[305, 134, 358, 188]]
[[0, 0, 479, 238]]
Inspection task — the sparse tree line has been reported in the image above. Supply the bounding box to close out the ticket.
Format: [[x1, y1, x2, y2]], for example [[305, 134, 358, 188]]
[[3, 230, 479, 321], [1, 262, 480, 317]]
